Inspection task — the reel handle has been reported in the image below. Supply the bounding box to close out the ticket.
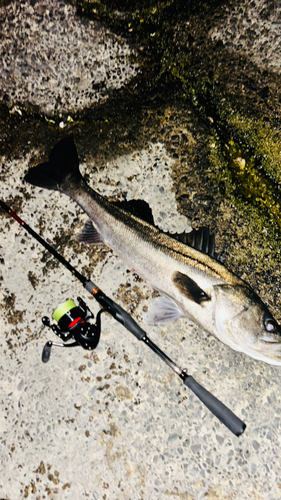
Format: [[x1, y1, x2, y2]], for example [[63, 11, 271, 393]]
[[42, 341, 52, 363]]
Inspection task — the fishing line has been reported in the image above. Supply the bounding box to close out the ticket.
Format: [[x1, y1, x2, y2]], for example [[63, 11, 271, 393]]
[[0, 198, 246, 437]]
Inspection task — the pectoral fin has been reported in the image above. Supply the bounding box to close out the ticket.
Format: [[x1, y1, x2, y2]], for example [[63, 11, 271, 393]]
[[76, 219, 104, 245], [144, 296, 183, 324], [173, 271, 210, 304]]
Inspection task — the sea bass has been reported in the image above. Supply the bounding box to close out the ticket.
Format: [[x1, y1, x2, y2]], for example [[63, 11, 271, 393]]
[[24, 137, 281, 365]]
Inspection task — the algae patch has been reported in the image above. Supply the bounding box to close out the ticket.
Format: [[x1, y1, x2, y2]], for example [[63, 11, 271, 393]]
[[208, 114, 281, 235]]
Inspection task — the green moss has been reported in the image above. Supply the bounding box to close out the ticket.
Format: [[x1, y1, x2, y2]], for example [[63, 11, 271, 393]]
[[208, 131, 281, 245], [169, 47, 281, 236], [207, 107, 281, 225], [226, 113, 281, 184]]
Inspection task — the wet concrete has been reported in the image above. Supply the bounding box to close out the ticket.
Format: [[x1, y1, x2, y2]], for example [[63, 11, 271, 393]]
[[1, 1, 281, 499]]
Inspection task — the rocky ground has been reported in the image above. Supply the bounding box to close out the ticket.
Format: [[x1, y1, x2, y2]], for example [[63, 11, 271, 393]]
[[1, 1, 281, 499]]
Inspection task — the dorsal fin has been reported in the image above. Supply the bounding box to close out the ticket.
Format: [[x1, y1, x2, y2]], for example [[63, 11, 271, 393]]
[[113, 200, 219, 259], [82, 198, 220, 261], [114, 199, 155, 226], [170, 227, 220, 260]]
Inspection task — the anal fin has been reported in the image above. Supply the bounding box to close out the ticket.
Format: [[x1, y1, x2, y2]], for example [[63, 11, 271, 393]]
[[76, 219, 104, 245]]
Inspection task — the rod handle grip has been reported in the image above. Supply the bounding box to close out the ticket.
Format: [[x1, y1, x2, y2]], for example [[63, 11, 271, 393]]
[[184, 376, 246, 436]]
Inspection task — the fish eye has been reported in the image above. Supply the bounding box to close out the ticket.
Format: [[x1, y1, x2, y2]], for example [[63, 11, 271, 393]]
[[264, 318, 277, 333]]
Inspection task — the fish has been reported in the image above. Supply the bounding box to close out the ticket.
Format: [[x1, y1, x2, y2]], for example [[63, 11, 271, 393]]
[[24, 137, 281, 365]]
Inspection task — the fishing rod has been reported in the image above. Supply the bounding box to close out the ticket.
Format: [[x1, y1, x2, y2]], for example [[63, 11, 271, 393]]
[[0, 199, 246, 436]]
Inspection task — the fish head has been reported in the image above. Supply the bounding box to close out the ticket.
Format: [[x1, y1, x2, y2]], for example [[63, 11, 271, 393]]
[[213, 284, 281, 365]]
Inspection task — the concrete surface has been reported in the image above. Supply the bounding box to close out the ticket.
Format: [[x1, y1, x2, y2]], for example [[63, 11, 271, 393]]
[[210, 0, 281, 73], [3, 137, 281, 500], [1, 1, 281, 500], [0, 0, 138, 115]]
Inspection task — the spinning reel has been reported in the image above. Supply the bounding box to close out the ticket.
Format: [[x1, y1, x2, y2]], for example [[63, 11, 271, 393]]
[[42, 297, 105, 362]]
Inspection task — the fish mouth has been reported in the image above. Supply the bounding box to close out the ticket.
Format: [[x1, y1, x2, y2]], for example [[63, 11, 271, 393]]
[[260, 337, 281, 344], [233, 331, 281, 365], [248, 336, 281, 365], [215, 313, 281, 364], [259, 337, 281, 353]]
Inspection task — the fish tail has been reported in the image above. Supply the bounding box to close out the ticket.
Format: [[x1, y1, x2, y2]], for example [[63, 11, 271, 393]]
[[24, 137, 82, 190]]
